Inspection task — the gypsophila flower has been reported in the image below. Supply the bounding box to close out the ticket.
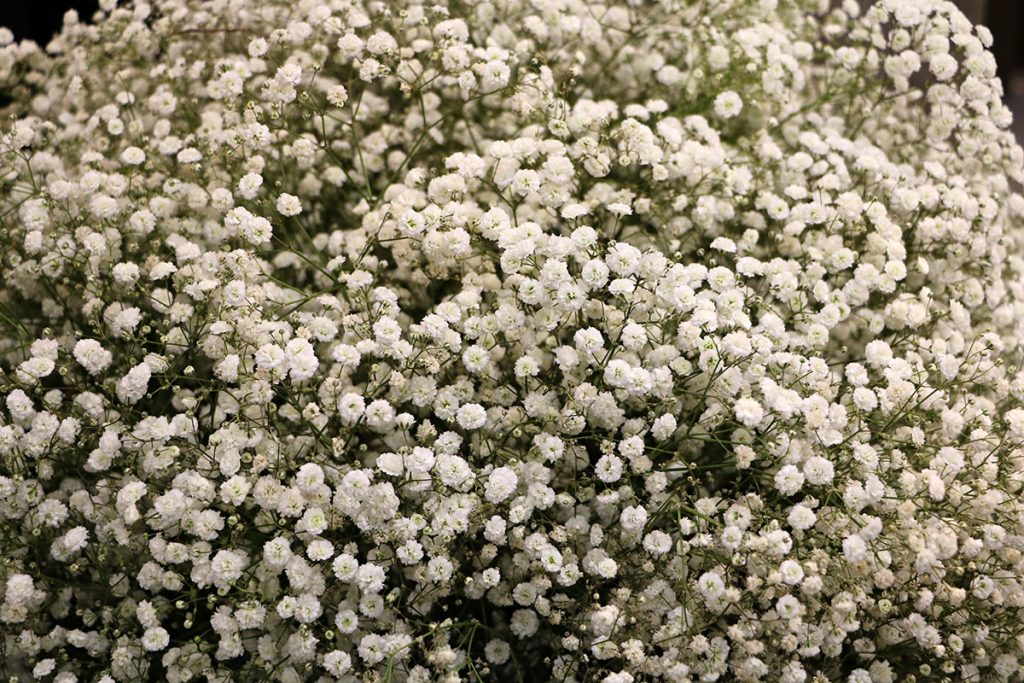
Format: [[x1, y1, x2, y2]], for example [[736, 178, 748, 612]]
[[121, 146, 145, 165], [141, 627, 169, 652], [802, 455, 835, 485], [734, 397, 764, 428], [1, 0, 1023, 680], [713, 91, 743, 119], [276, 193, 303, 217], [485, 467, 518, 504]]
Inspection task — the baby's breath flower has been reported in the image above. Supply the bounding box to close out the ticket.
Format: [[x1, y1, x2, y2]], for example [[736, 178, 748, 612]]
[[713, 90, 743, 119], [0, 0, 1022, 681]]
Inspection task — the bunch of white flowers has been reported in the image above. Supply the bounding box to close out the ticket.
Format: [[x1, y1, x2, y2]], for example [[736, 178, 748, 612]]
[[1, 0, 1024, 680]]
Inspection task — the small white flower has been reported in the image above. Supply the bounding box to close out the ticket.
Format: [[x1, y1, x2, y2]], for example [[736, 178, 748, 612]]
[[802, 456, 835, 486], [116, 362, 152, 404], [485, 466, 518, 503], [697, 571, 725, 601], [73, 339, 113, 375], [276, 193, 303, 216], [774, 465, 805, 496], [734, 397, 764, 428], [121, 146, 146, 165], [713, 91, 743, 119], [327, 85, 348, 108], [456, 402, 487, 430], [4, 574, 34, 606], [142, 627, 170, 652], [842, 535, 868, 564]]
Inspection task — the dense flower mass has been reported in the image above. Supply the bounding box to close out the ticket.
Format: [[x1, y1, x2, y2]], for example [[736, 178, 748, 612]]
[[1, 0, 1024, 680]]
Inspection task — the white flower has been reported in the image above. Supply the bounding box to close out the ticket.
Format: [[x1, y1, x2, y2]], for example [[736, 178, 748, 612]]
[[106, 306, 142, 337], [619, 505, 648, 532], [31, 659, 56, 678], [210, 549, 247, 588], [929, 53, 957, 80], [485, 467, 518, 503], [59, 527, 89, 555], [802, 456, 835, 486], [276, 193, 302, 216], [776, 594, 803, 619], [324, 650, 352, 675], [215, 354, 240, 382], [787, 504, 817, 531], [485, 639, 511, 664], [713, 91, 743, 119], [779, 559, 804, 585], [697, 571, 725, 601], [510, 609, 540, 638], [71, 340, 110, 377], [643, 530, 673, 556], [427, 556, 454, 582], [480, 61, 511, 90], [225, 206, 273, 245], [774, 465, 805, 496], [116, 363, 151, 404], [595, 454, 623, 483], [121, 146, 146, 165], [514, 355, 540, 378], [4, 574, 34, 606], [17, 357, 54, 382], [142, 627, 170, 652], [1, 0, 1022, 679], [1006, 408, 1024, 440], [284, 337, 318, 381], [710, 237, 737, 253], [332, 553, 359, 581], [335, 609, 359, 634], [842, 535, 868, 564], [112, 262, 141, 284], [327, 85, 348, 108], [295, 463, 324, 492], [734, 397, 764, 428], [338, 393, 366, 424], [366, 31, 397, 55], [456, 402, 487, 430]]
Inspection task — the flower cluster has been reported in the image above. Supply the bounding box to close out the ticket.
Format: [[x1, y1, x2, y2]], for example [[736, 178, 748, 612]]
[[1, 0, 1024, 681]]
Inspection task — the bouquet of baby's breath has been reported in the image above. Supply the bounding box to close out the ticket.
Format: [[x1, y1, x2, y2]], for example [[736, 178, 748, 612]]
[[1, 0, 1024, 680]]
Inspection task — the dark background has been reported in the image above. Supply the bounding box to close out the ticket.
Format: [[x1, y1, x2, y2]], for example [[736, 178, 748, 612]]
[[2, 1, 100, 45]]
